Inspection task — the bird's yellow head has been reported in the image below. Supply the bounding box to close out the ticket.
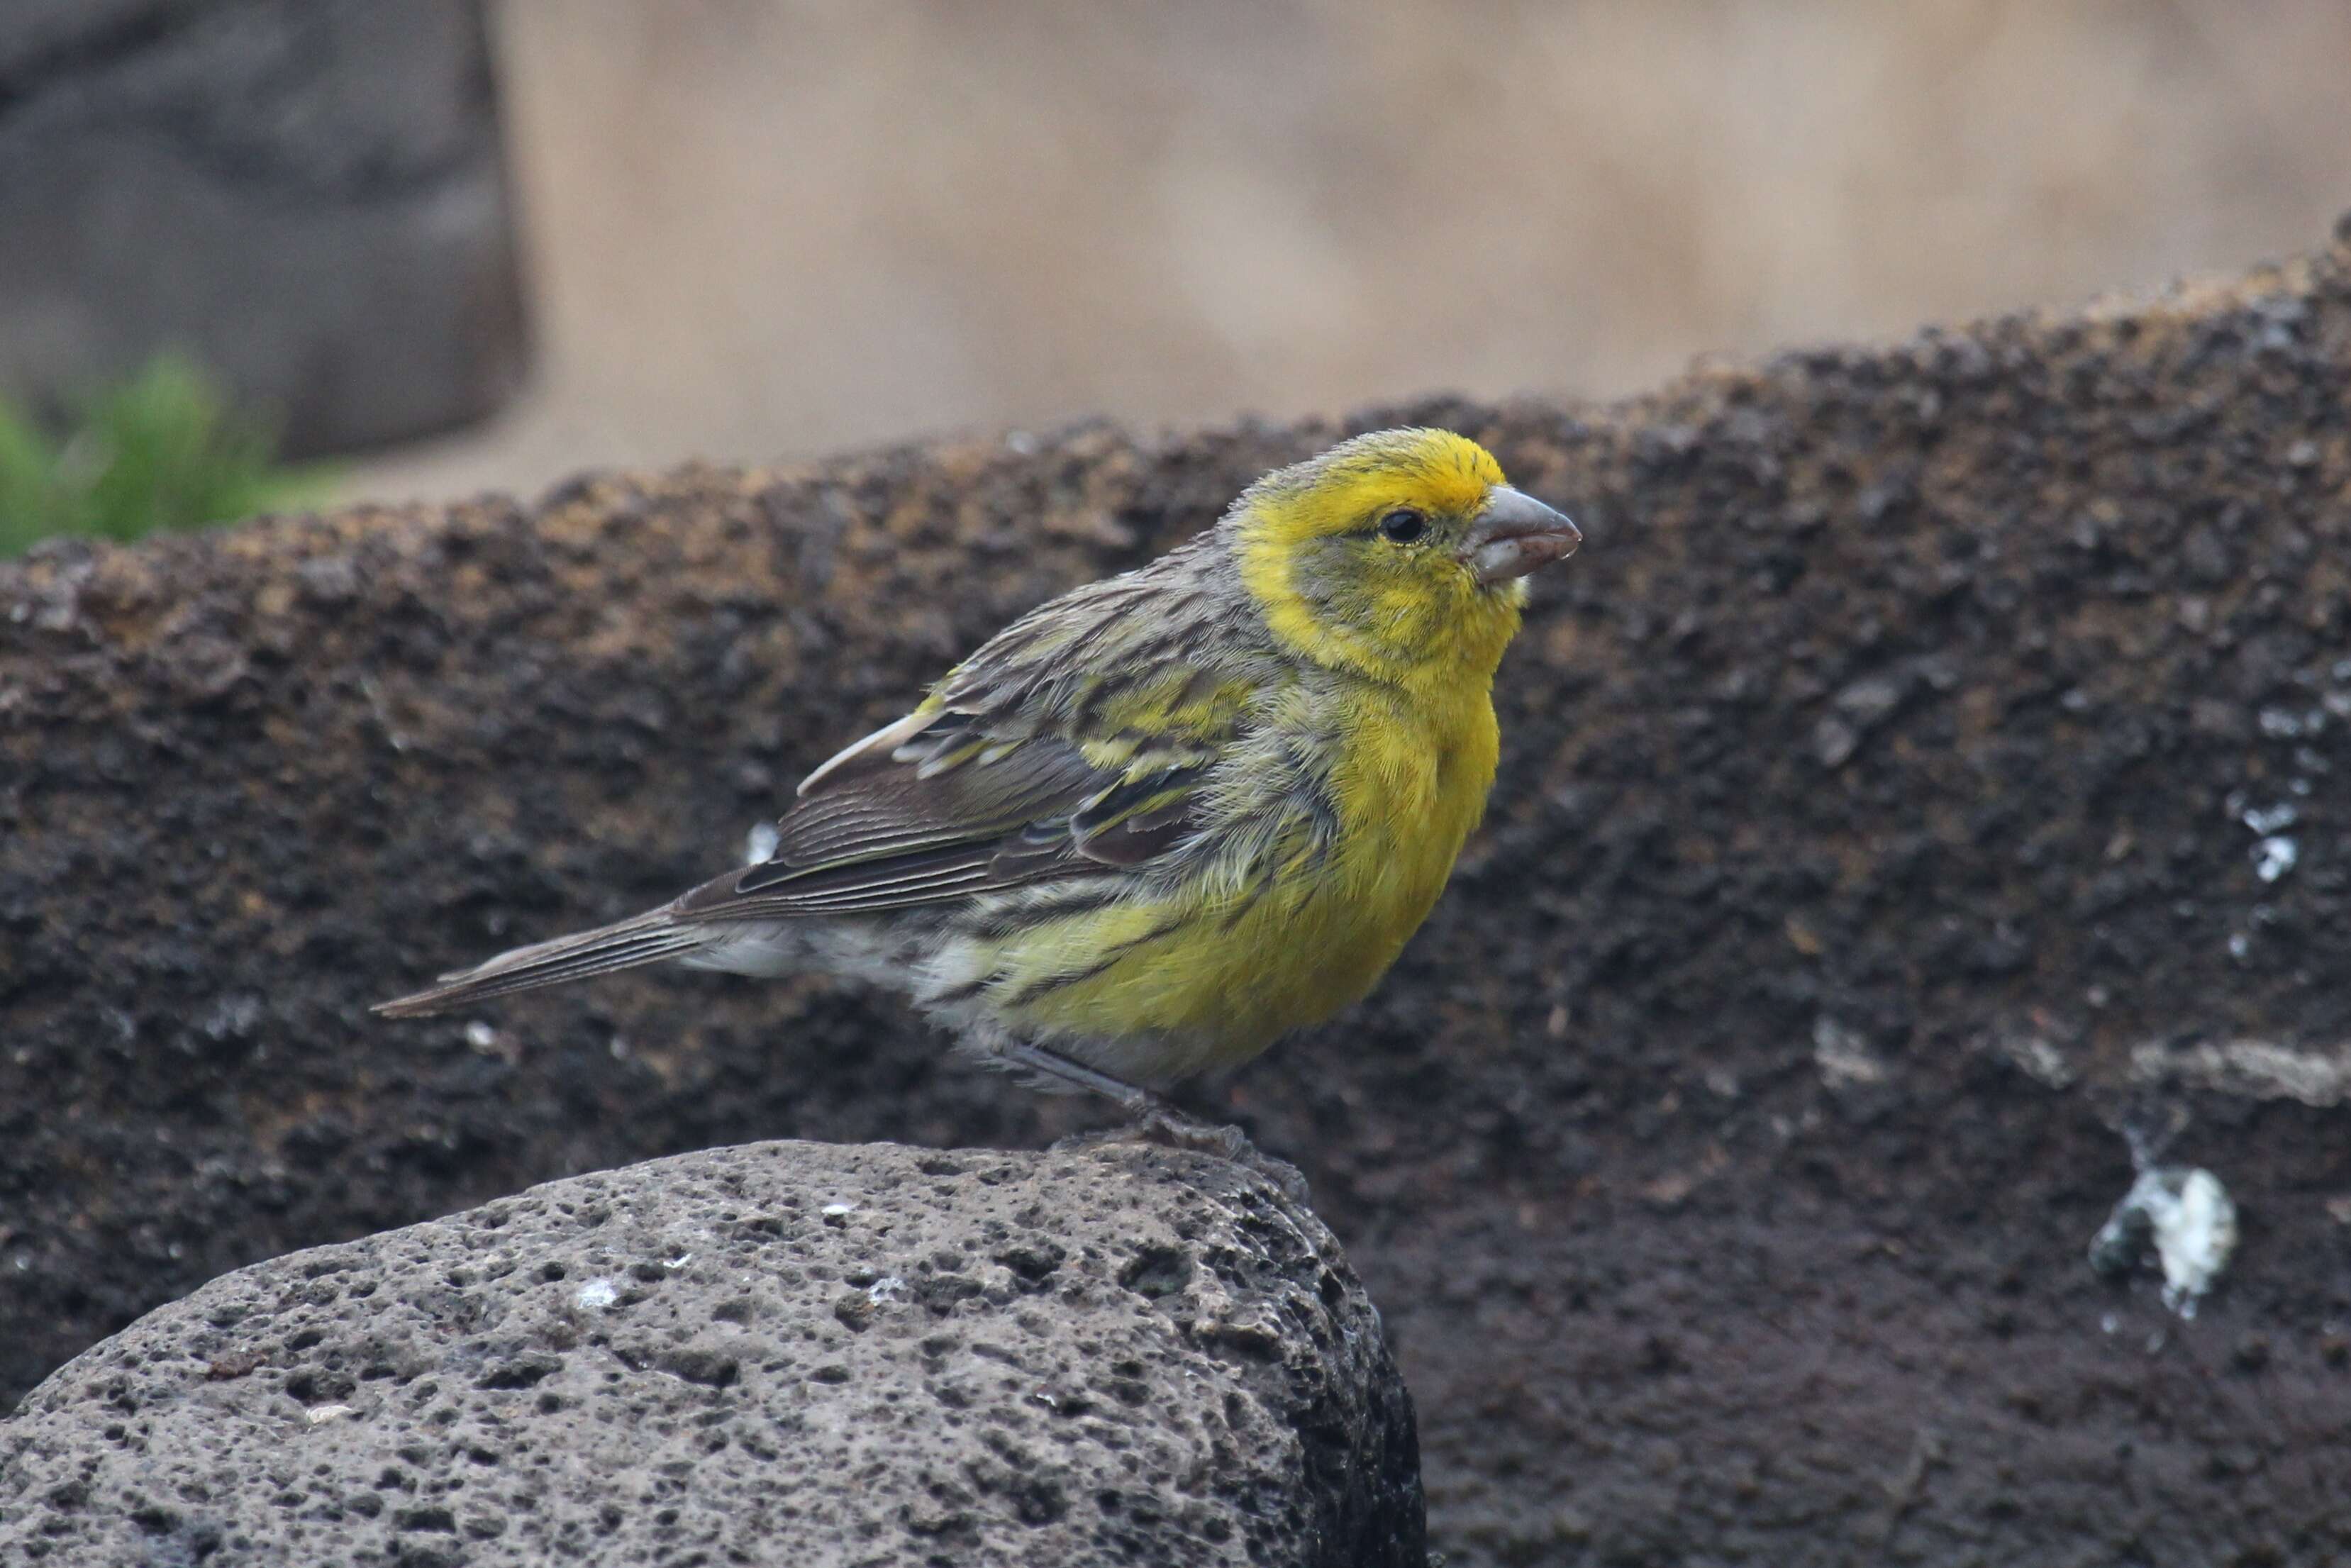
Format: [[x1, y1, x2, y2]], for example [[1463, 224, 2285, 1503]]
[[1227, 428, 1580, 687]]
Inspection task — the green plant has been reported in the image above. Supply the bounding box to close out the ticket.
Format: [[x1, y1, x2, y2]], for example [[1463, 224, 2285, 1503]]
[[0, 355, 329, 557]]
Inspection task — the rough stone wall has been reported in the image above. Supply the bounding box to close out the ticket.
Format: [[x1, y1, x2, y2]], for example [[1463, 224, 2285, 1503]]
[[6, 220, 2351, 1563], [0, 0, 526, 455], [1, 1140, 1424, 1567]]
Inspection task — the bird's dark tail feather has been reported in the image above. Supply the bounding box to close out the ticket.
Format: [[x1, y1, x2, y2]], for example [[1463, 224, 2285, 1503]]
[[373, 906, 705, 1018]]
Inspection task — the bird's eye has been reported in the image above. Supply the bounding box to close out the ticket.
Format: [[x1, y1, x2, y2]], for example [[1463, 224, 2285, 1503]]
[[1378, 508, 1427, 543]]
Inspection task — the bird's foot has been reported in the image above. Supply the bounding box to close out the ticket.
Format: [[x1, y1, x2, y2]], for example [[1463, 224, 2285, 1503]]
[[1056, 1108, 1310, 1204]]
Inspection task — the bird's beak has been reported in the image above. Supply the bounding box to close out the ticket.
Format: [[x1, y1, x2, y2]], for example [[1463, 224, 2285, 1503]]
[[1467, 487, 1582, 585]]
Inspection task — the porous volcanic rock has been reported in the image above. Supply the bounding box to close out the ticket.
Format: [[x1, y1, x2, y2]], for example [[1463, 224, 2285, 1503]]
[[0, 1139, 1424, 1567], [8, 221, 2351, 1564]]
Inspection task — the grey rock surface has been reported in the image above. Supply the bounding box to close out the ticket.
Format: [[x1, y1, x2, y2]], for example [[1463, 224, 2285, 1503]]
[[0, 1139, 1424, 1567], [0, 0, 526, 455]]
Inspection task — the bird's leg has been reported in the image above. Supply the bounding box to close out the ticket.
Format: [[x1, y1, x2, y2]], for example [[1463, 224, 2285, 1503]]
[[991, 1038, 1162, 1115], [997, 1039, 1309, 1203]]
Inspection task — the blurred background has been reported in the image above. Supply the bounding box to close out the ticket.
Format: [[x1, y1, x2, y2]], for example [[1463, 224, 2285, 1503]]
[[3, 0, 2347, 538]]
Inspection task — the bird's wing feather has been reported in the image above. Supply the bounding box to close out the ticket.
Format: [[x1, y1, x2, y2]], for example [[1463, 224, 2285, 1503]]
[[677, 544, 1254, 922]]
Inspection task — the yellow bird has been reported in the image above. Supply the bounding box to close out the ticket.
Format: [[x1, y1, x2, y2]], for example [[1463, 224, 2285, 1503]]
[[379, 428, 1579, 1158]]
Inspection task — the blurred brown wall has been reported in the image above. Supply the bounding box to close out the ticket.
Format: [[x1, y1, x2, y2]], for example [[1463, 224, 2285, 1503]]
[[357, 0, 2351, 500]]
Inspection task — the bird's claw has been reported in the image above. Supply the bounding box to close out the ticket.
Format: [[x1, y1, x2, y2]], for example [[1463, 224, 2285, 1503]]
[[1056, 1109, 1310, 1203]]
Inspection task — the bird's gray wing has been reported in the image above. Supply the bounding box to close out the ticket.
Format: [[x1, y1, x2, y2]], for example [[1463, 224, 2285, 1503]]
[[675, 549, 1250, 922]]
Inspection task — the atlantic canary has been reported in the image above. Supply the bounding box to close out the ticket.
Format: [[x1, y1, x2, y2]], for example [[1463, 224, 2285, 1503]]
[[378, 428, 1580, 1141]]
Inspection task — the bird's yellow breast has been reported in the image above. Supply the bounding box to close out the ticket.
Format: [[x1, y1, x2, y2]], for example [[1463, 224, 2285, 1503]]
[[989, 677, 1499, 1073], [1267, 679, 1499, 1021]]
